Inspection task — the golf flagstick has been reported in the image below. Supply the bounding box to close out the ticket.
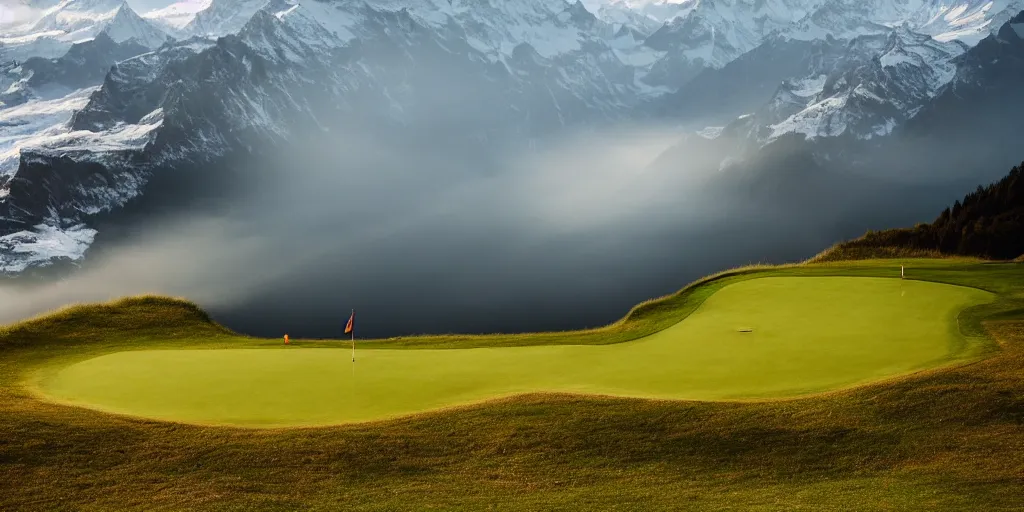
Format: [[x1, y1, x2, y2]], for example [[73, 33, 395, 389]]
[[350, 309, 355, 363]]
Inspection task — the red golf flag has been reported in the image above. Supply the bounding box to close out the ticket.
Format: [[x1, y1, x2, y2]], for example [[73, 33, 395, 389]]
[[344, 310, 354, 335]]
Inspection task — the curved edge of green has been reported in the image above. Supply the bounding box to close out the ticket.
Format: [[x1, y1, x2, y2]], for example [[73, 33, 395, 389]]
[[5, 259, 1019, 431], [27, 276, 999, 429]]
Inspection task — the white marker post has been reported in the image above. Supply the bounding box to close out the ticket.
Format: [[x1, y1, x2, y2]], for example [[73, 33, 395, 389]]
[[901, 265, 905, 279]]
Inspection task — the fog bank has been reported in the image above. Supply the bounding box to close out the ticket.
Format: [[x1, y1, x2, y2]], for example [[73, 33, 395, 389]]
[[0, 125, 953, 337]]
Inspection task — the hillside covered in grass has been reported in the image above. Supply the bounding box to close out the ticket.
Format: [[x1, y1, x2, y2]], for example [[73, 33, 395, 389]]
[[2, 260, 1023, 510], [815, 161, 1024, 262]]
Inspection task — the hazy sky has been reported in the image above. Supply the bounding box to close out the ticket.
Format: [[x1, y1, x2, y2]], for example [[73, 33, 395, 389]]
[[0, 122, 831, 338], [0, 117, 947, 339]]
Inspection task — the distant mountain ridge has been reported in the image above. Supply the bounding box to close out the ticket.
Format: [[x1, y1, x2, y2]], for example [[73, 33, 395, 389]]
[[0, 32, 149, 106], [183, 0, 270, 37], [2, 0, 1024, 273], [660, 8, 1024, 178], [0, 0, 171, 61]]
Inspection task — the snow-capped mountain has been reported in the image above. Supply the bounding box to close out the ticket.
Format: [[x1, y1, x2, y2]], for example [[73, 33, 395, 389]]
[[657, 9, 1024, 189], [587, 0, 673, 36], [0, 36, 213, 273], [183, 0, 271, 37], [641, 13, 1024, 242], [182, 0, 645, 61], [649, 0, 1011, 141], [0, 0, 172, 61], [754, 26, 969, 142], [3, 0, 1024, 273], [100, 1, 175, 46], [0, 0, 650, 272], [645, 0, 817, 67], [590, 0, 1022, 92], [636, 0, 1022, 89], [1, 32, 149, 106], [885, 8, 1024, 178], [0, 31, 176, 273], [588, 0, 697, 25], [636, 0, 822, 87], [788, 0, 1024, 45], [347, 0, 623, 60], [142, 0, 211, 35], [1, 32, 158, 178], [651, 34, 848, 125], [0, 33, 188, 198]]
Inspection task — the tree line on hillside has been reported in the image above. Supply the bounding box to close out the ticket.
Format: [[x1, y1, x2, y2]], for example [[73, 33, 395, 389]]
[[816, 161, 1024, 261]]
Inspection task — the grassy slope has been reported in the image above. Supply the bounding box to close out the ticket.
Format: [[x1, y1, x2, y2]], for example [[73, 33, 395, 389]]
[[1, 260, 1023, 510], [35, 278, 994, 427]]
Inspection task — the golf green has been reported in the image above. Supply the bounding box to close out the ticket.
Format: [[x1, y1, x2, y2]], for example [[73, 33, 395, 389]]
[[37, 277, 992, 427]]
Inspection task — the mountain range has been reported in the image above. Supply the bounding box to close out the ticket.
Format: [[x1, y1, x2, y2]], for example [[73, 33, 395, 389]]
[[1, 0, 1024, 273], [1, 0, 171, 61]]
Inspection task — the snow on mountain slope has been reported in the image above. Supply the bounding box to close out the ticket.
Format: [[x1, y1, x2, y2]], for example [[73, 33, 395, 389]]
[[235, 0, 355, 66], [1, 0, 171, 61], [142, 0, 211, 33], [29, 0, 127, 34], [0, 223, 96, 273], [588, 0, 697, 24], [628, 0, 1014, 139], [101, 2, 175, 47], [189, 0, 632, 61], [1, 33, 149, 107], [0, 37, 213, 272], [339, 0, 615, 60], [586, 0, 1022, 88], [0, 2, 400, 267], [3, 0, 1023, 273], [0, 85, 113, 273], [25, 0, 64, 8], [594, 0, 1023, 48], [652, 34, 849, 125], [885, 9, 1024, 178], [645, 0, 818, 68], [586, 0, 672, 36], [782, 0, 1024, 44], [764, 27, 967, 141], [1, 34, 154, 179], [0, 87, 96, 178], [915, 0, 1024, 43], [709, 25, 969, 147], [183, 0, 270, 37], [1, 3, 40, 33], [190, 0, 641, 131], [0, 0, 648, 272]]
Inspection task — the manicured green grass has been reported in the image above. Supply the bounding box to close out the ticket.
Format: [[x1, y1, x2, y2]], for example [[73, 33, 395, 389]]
[[1, 259, 1023, 510], [36, 277, 992, 426]]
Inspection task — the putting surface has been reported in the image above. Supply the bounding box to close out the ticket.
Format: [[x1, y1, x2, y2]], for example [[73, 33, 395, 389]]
[[37, 277, 992, 427]]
